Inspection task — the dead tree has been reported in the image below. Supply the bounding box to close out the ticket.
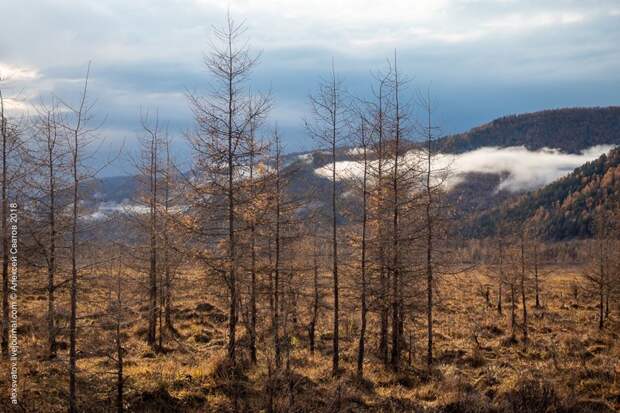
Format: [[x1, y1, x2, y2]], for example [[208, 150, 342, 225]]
[[186, 13, 269, 364], [161, 136, 176, 333], [532, 240, 542, 308], [506, 241, 518, 342], [0, 83, 21, 356], [0, 85, 8, 357], [248, 134, 258, 364], [240, 96, 269, 364], [26, 100, 69, 359], [495, 218, 507, 316], [59, 63, 95, 413], [140, 111, 160, 350], [367, 66, 392, 365], [308, 229, 321, 354], [272, 130, 283, 368], [112, 255, 126, 413], [417, 89, 447, 371], [306, 60, 349, 376], [356, 115, 370, 378], [389, 52, 404, 372], [519, 230, 528, 344], [583, 213, 613, 329]]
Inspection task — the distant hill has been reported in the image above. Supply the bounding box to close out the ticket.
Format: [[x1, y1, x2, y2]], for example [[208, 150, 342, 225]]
[[84, 107, 620, 239], [436, 107, 620, 154], [462, 147, 620, 240]]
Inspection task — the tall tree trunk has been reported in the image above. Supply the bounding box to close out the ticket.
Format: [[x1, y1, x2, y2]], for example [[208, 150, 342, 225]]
[[330, 66, 340, 377], [148, 131, 158, 348], [376, 81, 389, 365], [226, 33, 238, 364], [390, 53, 402, 372], [163, 141, 173, 331], [273, 135, 282, 368], [69, 117, 79, 413], [0, 91, 8, 357], [424, 105, 434, 371], [69, 66, 90, 413], [356, 119, 369, 378], [115, 267, 124, 413], [249, 148, 257, 364], [47, 112, 58, 359], [520, 232, 528, 344]]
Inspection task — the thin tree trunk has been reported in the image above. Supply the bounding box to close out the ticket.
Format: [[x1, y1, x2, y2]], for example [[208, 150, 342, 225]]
[[425, 105, 434, 371], [329, 64, 340, 377], [357, 119, 369, 378], [249, 147, 257, 364], [0, 90, 8, 357], [148, 130, 158, 348], [274, 135, 282, 368], [163, 147, 172, 331], [598, 240, 605, 329], [309, 235, 319, 354], [69, 66, 90, 413], [390, 53, 401, 372], [376, 82, 389, 366], [47, 111, 58, 359], [115, 266, 124, 413], [510, 283, 516, 341], [520, 232, 528, 344], [497, 238, 503, 315], [226, 30, 238, 364], [534, 243, 540, 308]]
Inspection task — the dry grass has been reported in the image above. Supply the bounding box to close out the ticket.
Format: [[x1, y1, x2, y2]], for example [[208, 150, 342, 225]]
[[1, 266, 619, 412]]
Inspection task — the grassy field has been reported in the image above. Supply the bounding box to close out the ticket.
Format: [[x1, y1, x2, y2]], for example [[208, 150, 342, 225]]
[[2, 266, 619, 412]]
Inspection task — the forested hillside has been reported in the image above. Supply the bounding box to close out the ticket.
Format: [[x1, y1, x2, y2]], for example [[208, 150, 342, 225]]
[[87, 107, 620, 229], [436, 107, 620, 154], [463, 147, 620, 240]]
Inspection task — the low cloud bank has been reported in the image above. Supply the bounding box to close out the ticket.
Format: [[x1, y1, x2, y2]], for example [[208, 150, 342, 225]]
[[314, 145, 615, 192]]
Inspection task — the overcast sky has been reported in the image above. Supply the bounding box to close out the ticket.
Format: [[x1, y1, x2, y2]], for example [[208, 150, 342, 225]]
[[1, 0, 619, 175]]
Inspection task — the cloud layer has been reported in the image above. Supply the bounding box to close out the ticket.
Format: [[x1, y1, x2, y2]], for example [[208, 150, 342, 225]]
[[315, 145, 615, 192], [1, 1, 619, 175]]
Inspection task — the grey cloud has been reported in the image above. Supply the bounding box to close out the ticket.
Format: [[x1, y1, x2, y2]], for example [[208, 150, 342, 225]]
[[1, 0, 619, 175]]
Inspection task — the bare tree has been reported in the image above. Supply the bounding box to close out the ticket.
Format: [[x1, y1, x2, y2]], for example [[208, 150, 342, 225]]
[[389, 52, 404, 372], [519, 230, 528, 344], [583, 212, 613, 329], [0, 82, 23, 356], [0, 84, 8, 357], [239, 95, 269, 364], [495, 219, 507, 316], [186, 13, 269, 364], [139, 111, 161, 350], [26, 99, 69, 359], [306, 60, 349, 376], [417, 89, 448, 371], [367, 67, 392, 365], [111, 254, 127, 413], [307, 229, 321, 354], [355, 115, 370, 378], [58, 63, 96, 413]]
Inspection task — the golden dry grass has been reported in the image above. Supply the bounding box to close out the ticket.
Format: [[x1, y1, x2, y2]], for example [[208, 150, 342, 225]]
[[1, 266, 619, 412]]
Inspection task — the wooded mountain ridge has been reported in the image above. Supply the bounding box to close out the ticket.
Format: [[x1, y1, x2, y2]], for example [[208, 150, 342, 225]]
[[435, 106, 620, 154], [462, 145, 620, 240], [86, 107, 620, 240]]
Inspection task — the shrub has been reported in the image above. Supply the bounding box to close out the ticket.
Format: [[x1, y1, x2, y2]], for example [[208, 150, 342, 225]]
[[497, 376, 560, 413]]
